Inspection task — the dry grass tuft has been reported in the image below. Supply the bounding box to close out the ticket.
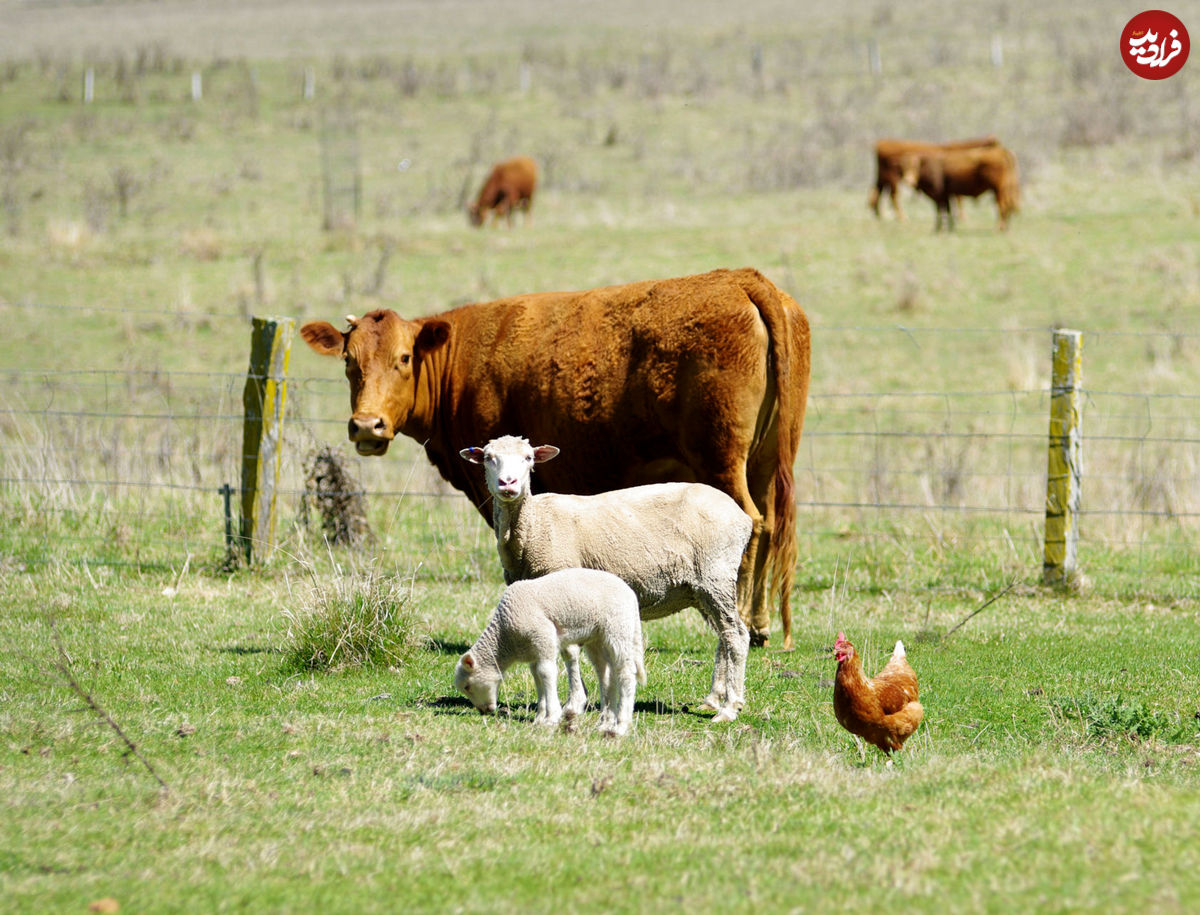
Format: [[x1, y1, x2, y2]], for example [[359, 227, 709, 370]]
[[179, 226, 223, 261]]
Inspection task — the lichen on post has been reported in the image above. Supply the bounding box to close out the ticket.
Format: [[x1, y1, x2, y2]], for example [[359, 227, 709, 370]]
[[240, 316, 295, 564], [1043, 329, 1083, 587]]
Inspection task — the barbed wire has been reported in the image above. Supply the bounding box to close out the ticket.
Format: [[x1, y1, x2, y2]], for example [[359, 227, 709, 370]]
[[2, 325, 1198, 573]]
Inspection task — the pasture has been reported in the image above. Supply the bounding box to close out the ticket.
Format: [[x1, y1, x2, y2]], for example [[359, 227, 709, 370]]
[[2, 1, 1199, 911]]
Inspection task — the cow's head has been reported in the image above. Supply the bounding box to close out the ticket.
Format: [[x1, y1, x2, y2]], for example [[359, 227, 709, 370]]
[[898, 153, 922, 188], [467, 203, 484, 227], [300, 310, 450, 456]]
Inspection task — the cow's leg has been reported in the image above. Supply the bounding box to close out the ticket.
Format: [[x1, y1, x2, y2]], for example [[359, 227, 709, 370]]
[[868, 182, 882, 217], [717, 479, 770, 646], [889, 180, 906, 222]]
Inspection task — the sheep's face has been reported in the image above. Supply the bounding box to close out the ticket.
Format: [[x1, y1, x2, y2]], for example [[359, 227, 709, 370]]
[[455, 652, 501, 714], [459, 436, 560, 503]]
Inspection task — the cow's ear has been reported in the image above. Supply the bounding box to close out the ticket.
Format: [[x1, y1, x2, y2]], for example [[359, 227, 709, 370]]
[[414, 320, 451, 359], [532, 445, 560, 464], [459, 447, 486, 464], [300, 321, 344, 357]]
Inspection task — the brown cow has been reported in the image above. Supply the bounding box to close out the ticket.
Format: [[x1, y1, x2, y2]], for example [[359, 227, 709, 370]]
[[909, 145, 1020, 231], [468, 156, 537, 227], [869, 136, 998, 222], [300, 268, 811, 649]]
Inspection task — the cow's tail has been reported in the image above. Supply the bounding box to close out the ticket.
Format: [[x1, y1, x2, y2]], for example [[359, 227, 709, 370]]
[[741, 269, 810, 650]]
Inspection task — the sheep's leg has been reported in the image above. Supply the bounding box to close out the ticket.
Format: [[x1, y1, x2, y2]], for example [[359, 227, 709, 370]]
[[697, 610, 729, 714], [700, 593, 749, 723], [722, 618, 751, 716], [562, 644, 588, 719], [530, 657, 562, 727]]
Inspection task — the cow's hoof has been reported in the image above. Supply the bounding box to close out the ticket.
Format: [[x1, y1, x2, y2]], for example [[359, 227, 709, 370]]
[[749, 628, 770, 648], [712, 708, 737, 724]]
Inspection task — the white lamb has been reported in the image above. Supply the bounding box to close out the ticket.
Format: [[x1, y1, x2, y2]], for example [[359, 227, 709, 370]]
[[460, 435, 753, 722], [454, 568, 646, 737]]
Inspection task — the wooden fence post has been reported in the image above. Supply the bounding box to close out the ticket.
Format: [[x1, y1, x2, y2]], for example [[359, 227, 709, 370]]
[[240, 316, 295, 564], [1043, 329, 1083, 586]]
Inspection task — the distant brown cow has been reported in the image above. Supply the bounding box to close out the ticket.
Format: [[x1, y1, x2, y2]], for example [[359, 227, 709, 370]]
[[468, 156, 537, 227], [300, 268, 811, 649], [869, 136, 998, 222], [909, 145, 1020, 231]]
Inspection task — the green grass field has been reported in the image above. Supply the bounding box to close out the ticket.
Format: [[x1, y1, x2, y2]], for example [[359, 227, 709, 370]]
[[2, 1, 1199, 911]]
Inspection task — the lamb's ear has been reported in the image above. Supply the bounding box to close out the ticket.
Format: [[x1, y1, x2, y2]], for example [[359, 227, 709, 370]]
[[532, 445, 560, 464], [460, 652, 475, 669], [459, 447, 486, 464]]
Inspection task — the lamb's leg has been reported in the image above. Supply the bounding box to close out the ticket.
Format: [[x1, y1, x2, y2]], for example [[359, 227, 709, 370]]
[[605, 652, 637, 738], [562, 643, 588, 719], [583, 642, 612, 731], [530, 657, 562, 727]]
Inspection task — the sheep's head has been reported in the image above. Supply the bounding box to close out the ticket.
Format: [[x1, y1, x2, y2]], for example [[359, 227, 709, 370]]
[[454, 652, 502, 714], [459, 436, 560, 503]]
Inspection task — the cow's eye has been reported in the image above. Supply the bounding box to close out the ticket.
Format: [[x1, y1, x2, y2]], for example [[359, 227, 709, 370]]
[[399, 354, 411, 367]]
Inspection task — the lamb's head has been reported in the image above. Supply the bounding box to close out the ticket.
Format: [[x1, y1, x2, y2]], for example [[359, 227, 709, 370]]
[[454, 651, 503, 715], [459, 436, 560, 503]]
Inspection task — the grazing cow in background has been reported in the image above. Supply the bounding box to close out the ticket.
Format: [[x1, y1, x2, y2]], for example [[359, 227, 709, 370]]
[[908, 144, 1020, 231], [468, 156, 538, 227], [299, 268, 811, 650], [869, 136, 998, 222]]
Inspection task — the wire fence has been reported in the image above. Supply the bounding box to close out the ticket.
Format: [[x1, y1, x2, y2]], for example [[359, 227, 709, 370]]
[[2, 316, 1198, 586]]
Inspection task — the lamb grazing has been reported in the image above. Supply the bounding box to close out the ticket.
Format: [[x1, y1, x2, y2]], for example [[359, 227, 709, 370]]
[[455, 568, 647, 737], [460, 435, 753, 723]]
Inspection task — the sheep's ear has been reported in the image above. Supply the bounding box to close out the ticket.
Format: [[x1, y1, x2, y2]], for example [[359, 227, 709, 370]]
[[532, 445, 560, 464], [461, 652, 475, 669], [459, 447, 485, 464]]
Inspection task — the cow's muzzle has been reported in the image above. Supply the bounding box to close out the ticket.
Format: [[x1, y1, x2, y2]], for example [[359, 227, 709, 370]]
[[348, 414, 393, 456]]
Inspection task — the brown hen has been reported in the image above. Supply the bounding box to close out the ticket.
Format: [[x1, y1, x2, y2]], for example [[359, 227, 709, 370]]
[[833, 632, 923, 754]]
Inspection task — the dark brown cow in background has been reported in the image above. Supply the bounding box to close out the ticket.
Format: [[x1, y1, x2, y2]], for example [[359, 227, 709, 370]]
[[300, 268, 811, 649], [869, 136, 998, 222], [468, 156, 538, 227], [909, 144, 1020, 231]]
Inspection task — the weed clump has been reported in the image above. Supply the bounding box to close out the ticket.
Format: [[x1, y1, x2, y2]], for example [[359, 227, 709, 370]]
[[283, 565, 424, 673], [1051, 692, 1199, 745]]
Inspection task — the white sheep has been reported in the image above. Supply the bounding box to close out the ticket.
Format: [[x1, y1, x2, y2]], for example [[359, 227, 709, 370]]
[[460, 435, 753, 722], [454, 568, 646, 737]]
